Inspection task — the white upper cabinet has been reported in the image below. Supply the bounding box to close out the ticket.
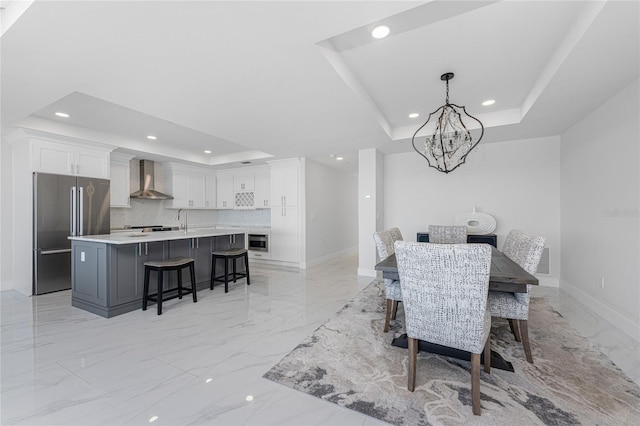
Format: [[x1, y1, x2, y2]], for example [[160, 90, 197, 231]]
[[32, 139, 111, 179], [216, 172, 234, 209], [233, 173, 255, 191], [254, 166, 270, 208], [164, 163, 210, 209], [216, 166, 271, 209], [205, 173, 216, 209], [271, 163, 299, 207], [110, 153, 135, 208]]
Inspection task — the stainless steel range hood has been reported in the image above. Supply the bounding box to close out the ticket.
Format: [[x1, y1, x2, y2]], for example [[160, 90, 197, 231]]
[[129, 160, 173, 200]]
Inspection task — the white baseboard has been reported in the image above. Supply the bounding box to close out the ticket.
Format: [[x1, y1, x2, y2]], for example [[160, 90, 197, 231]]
[[560, 279, 640, 344], [537, 275, 559, 287], [0, 280, 15, 292], [302, 246, 358, 269], [357, 267, 377, 278]]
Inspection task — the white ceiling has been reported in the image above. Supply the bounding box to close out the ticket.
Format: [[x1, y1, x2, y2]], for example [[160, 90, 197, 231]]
[[2, 1, 638, 173]]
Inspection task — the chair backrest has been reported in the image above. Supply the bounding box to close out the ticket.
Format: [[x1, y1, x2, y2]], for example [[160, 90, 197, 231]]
[[428, 225, 467, 244], [373, 227, 403, 260], [394, 241, 492, 354], [502, 230, 546, 275]]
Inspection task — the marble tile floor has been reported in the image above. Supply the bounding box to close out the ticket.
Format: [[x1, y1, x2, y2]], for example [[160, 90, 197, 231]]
[[1, 254, 638, 425]]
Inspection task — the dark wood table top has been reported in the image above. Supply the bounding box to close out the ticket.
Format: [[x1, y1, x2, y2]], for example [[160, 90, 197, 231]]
[[374, 245, 538, 293]]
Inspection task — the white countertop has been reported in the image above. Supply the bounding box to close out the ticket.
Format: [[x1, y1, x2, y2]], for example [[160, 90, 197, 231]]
[[69, 227, 246, 245]]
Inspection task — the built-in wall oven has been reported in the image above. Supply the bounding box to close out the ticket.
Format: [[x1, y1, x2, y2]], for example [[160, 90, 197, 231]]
[[248, 233, 269, 252]]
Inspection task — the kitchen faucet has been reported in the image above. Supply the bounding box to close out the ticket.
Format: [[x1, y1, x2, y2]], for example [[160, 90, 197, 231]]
[[177, 209, 188, 234]]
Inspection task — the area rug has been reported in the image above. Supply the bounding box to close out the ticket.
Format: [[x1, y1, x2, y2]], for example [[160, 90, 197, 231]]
[[263, 280, 640, 425]]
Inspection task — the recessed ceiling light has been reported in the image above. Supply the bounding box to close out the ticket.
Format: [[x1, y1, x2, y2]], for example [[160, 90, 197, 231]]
[[245, 395, 254, 402], [54, 112, 70, 118], [146, 135, 157, 140], [371, 25, 390, 39], [482, 99, 495, 106], [408, 113, 420, 118], [336, 156, 344, 161], [148, 416, 158, 423], [204, 150, 212, 154]]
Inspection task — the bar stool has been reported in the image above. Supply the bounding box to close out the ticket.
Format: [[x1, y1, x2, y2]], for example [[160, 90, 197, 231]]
[[210, 249, 250, 293], [143, 257, 197, 315]]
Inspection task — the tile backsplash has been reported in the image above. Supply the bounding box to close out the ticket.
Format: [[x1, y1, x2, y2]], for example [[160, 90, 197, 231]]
[[111, 200, 219, 229], [217, 208, 271, 227], [111, 203, 270, 229]]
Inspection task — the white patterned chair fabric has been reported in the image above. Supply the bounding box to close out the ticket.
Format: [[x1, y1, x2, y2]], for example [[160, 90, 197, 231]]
[[394, 241, 492, 416], [373, 228, 403, 332], [487, 229, 546, 363], [428, 225, 467, 244]]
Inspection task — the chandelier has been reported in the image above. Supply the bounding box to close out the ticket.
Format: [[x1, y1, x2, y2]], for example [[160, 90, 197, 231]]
[[411, 72, 484, 174]]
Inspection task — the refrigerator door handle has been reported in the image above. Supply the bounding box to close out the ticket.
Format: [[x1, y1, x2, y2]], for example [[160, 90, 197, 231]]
[[41, 249, 73, 255], [78, 186, 84, 235], [70, 186, 77, 236]]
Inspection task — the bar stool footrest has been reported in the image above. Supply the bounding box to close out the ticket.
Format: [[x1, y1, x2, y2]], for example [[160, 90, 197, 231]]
[[144, 286, 195, 304]]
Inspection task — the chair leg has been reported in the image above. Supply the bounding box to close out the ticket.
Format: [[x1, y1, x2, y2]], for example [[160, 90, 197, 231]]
[[189, 263, 197, 303], [232, 256, 237, 283], [471, 353, 481, 416], [391, 300, 398, 320], [408, 337, 418, 392], [384, 299, 393, 332], [157, 271, 163, 315], [224, 257, 229, 293], [214, 256, 216, 290], [519, 320, 533, 363], [142, 267, 150, 311], [484, 336, 491, 374], [177, 267, 183, 299], [509, 319, 522, 342], [244, 253, 250, 285]]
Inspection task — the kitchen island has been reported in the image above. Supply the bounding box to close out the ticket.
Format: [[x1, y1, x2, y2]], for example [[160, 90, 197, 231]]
[[69, 228, 246, 318]]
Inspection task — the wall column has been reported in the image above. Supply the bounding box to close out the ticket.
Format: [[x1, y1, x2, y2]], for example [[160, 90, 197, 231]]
[[358, 148, 384, 277]]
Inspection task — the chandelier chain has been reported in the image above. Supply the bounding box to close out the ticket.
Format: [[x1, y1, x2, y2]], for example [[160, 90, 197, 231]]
[[445, 79, 450, 104]]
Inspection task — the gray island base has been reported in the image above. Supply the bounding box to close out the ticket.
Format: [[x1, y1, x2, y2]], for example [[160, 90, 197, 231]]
[[70, 229, 245, 318]]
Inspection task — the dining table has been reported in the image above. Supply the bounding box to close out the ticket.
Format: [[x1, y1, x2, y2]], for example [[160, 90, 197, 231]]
[[375, 245, 538, 293], [374, 244, 539, 371]]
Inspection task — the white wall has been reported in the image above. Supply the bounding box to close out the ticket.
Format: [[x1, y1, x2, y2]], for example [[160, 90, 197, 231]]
[[561, 78, 639, 342], [358, 149, 384, 276], [382, 137, 561, 285], [0, 138, 9, 291], [7, 138, 33, 294], [305, 159, 358, 267]]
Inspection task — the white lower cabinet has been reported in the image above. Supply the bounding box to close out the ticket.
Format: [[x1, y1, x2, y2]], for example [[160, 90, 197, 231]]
[[270, 206, 299, 263]]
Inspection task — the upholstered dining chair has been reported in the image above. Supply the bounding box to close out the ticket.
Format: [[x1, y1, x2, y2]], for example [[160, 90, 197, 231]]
[[394, 241, 492, 416], [488, 229, 545, 363], [428, 225, 467, 243], [373, 228, 403, 332]]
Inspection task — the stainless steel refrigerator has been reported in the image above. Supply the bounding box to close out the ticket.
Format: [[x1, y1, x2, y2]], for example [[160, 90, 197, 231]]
[[33, 172, 110, 295]]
